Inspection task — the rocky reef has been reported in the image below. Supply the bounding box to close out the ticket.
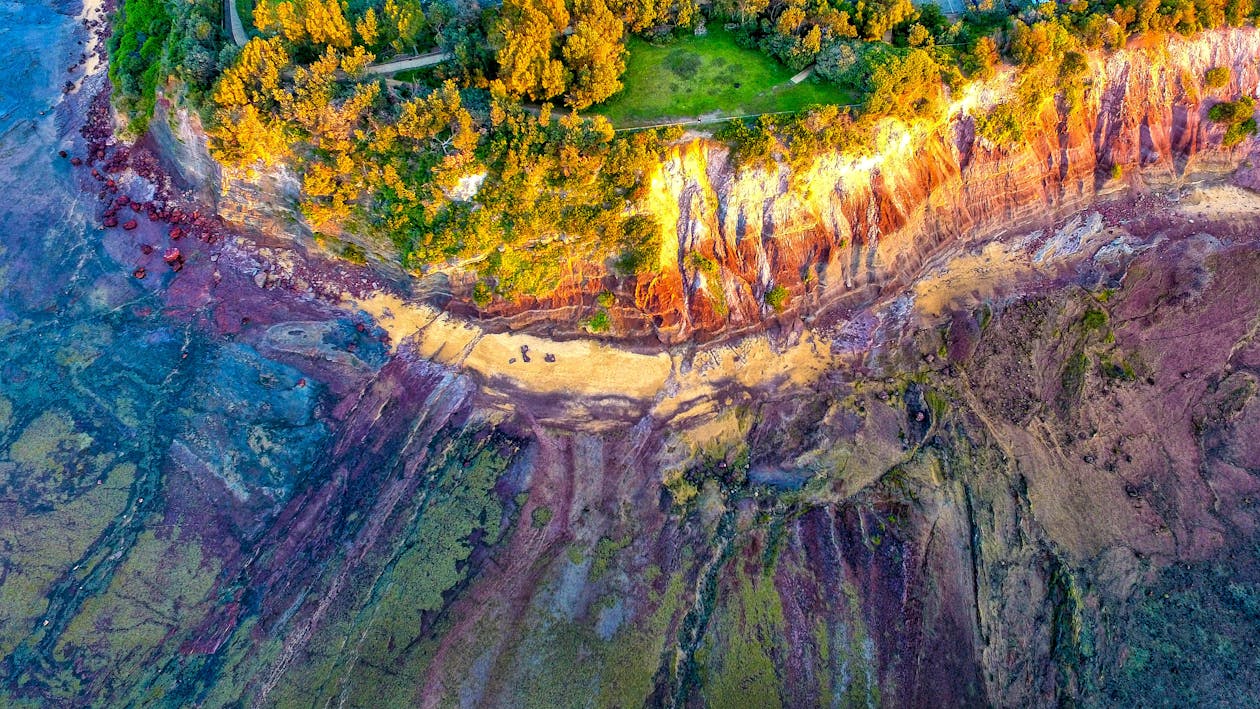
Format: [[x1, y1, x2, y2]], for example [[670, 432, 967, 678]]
[[3, 5, 1260, 708]]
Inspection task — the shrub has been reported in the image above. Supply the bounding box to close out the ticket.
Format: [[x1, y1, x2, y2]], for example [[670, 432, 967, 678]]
[[1111, 163, 1123, 180], [863, 49, 943, 120], [716, 115, 778, 171], [472, 280, 494, 307], [108, 0, 173, 132], [584, 310, 610, 333], [975, 101, 1024, 145], [815, 40, 858, 84], [531, 506, 553, 528], [1224, 118, 1258, 147], [1208, 97, 1257, 146], [596, 290, 615, 307], [1082, 309, 1107, 330], [1205, 66, 1230, 89], [1208, 97, 1255, 124], [663, 468, 698, 506], [764, 284, 789, 312], [1059, 51, 1088, 78]]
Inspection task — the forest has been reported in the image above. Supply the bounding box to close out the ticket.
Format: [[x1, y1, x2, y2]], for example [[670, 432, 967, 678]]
[[108, 0, 1260, 301]]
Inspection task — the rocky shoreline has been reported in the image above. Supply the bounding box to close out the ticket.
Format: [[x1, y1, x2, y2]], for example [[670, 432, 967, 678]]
[[9, 4, 1260, 705]]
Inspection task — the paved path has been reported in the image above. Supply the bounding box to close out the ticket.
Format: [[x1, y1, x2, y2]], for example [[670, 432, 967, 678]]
[[610, 105, 864, 133], [225, 0, 246, 47], [363, 51, 454, 75], [788, 65, 814, 84], [220, 5, 451, 78]]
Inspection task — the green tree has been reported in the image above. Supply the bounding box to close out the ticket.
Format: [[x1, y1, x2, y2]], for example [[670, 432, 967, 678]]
[[864, 48, 942, 121], [563, 0, 628, 108]]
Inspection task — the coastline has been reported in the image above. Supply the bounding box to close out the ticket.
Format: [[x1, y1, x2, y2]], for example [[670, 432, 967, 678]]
[[52, 10, 1260, 418]]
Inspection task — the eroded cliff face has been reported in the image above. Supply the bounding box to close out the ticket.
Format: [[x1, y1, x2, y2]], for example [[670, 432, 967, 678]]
[[616, 28, 1260, 341], [207, 29, 1260, 343]]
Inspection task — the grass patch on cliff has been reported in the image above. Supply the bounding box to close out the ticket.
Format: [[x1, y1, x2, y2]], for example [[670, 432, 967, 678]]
[[591, 28, 854, 127]]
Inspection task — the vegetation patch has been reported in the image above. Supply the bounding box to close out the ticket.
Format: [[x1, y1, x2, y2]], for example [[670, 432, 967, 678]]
[[764, 284, 789, 312], [1208, 97, 1257, 147], [1205, 65, 1230, 89], [108, 0, 173, 133], [593, 28, 853, 127], [531, 505, 554, 528], [1100, 540, 1260, 706]]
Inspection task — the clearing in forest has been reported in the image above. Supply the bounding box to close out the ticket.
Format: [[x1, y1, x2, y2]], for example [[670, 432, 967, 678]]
[[592, 27, 855, 127]]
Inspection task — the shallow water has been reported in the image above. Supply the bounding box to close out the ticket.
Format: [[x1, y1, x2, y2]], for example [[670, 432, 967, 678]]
[[0, 1, 348, 699]]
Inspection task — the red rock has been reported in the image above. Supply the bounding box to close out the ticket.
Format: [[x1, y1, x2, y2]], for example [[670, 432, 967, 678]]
[[115, 195, 129, 207], [163, 247, 181, 263], [297, 378, 306, 387], [58, 150, 67, 158], [103, 216, 118, 227], [140, 244, 153, 255], [133, 267, 146, 279], [122, 219, 137, 230], [70, 157, 81, 166], [169, 227, 183, 240]]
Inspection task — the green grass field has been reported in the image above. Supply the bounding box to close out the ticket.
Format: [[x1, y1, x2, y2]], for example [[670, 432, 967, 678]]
[[591, 28, 856, 127]]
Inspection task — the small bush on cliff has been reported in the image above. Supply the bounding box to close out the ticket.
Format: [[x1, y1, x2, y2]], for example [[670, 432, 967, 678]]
[[1205, 66, 1231, 89], [1208, 96, 1255, 123], [716, 115, 778, 172], [584, 310, 611, 333], [764, 284, 789, 312], [472, 281, 494, 308], [1208, 97, 1258, 147], [975, 101, 1025, 145], [1224, 118, 1258, 147]]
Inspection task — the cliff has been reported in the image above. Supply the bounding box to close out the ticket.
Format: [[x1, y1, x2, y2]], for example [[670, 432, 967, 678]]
[[622, 27, 1260, 342], [207, 29, 1260, 343], [9, 7, 1260, 705]]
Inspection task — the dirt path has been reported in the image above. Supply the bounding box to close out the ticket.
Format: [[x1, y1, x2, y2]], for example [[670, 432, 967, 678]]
[[362, 51, 454, 75]]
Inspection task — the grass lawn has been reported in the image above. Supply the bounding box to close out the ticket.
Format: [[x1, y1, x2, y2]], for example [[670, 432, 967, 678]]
[[591, 27, 857, 127]]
